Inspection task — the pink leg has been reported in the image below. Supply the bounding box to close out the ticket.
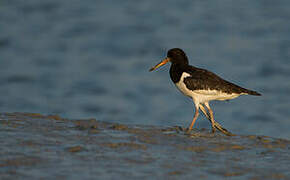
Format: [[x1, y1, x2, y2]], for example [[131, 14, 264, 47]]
[[204, 102, 216, 133], [188, 105, 199, 130], [204, 102, 234, 136], [199, 104, 216, 132]]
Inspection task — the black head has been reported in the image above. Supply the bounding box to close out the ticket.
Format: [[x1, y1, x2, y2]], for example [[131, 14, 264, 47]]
[[149, 48, 189, 72], [167, 48, 189, 65]]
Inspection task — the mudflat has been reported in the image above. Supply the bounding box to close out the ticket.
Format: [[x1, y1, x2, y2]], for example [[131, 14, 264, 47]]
[[0, 113, 289, 180]]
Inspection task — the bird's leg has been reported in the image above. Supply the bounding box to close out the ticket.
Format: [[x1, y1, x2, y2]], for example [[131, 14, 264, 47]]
[[212, 121, 234, 136], [188, 104, 199, 131], [199, 104, 216, 133], [204, 102, 234, 136], [199, 104, 209, 119]]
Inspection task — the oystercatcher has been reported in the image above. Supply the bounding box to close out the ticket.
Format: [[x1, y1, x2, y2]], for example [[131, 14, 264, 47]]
[[149, 48, 261, 136]]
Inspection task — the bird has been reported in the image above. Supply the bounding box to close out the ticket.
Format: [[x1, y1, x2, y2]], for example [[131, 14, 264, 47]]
[[149, 48, 261, 136]]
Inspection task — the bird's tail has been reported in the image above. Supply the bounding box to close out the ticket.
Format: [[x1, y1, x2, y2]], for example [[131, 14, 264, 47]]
[[245, 89, 261, 96]]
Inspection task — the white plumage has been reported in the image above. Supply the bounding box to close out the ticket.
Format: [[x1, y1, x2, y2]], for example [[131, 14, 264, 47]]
[[175, 72, 244, 105]]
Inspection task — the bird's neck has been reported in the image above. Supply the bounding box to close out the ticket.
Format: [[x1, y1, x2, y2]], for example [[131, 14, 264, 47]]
[[170, 63, 187, 83]]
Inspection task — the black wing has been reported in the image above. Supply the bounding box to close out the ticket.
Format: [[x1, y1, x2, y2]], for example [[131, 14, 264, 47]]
[[183, 66, 261, 95]]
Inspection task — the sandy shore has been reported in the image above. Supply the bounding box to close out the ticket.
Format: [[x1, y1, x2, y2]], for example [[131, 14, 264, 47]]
[[0, 112, 289, 180]]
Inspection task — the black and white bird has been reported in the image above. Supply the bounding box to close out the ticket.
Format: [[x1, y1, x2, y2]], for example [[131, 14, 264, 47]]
[[149, 48, 261, 136]]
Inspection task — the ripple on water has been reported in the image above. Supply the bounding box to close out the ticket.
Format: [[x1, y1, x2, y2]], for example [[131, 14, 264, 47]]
[[0, 0, 290, 139]]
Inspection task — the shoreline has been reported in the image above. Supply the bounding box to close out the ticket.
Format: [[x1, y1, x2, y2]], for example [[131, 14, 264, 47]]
[[0, 112, 289, 179]]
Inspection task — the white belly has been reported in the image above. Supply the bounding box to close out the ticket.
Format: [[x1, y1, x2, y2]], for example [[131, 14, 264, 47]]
[[175, 72, 243, 104]]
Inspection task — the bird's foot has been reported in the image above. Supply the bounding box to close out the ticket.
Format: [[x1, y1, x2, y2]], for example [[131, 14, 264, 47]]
[[211, 125, 216, 133], [213, 122, 236, 136], [185, 127, 192, 134]]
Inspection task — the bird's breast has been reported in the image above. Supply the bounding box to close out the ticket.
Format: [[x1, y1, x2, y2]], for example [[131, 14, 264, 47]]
[[174, 72, 193, 97], [174, 72, 242, 103]]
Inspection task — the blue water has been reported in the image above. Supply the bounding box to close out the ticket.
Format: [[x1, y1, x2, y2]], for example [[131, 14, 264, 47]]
[[1, 0, 290, 139]]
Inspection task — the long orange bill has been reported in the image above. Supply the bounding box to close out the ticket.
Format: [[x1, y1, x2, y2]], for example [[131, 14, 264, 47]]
[[149, 58, 170, 72]]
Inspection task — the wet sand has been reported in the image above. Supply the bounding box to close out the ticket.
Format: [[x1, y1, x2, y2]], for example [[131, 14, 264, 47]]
[[0, 113, 289, 180]]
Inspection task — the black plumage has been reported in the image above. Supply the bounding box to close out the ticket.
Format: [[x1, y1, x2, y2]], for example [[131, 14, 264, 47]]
[[168, 48, 261, 96], [171, 64, 261, 95], [149, 48, 261, 136]]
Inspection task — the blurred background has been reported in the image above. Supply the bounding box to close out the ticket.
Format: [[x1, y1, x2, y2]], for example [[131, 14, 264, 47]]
[[0, 0, 289, 139]]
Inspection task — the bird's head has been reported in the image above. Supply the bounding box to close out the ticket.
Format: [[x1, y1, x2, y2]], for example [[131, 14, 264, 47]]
[[149, 48, 189, 72]]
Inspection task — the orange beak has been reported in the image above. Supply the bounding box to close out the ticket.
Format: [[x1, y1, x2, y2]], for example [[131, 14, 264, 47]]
[[149, 58, 170, 72]]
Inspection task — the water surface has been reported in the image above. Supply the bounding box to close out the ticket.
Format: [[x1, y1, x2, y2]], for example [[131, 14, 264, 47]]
[[0, 0, 290, 138]]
